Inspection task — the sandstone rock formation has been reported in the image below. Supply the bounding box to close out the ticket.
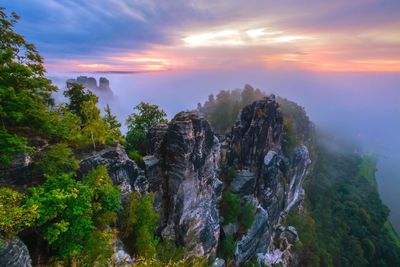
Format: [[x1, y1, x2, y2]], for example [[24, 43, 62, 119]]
[[0, 238, 32, 267], [79, 144, 147, 197], [221, 96, 311, 265], [147, 112, 223, 259]]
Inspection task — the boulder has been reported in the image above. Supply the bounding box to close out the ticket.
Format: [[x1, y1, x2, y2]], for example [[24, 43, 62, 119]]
[[230, 169, 256, 196], [0, 238, 32, 267], [79, 144, 147, 196]]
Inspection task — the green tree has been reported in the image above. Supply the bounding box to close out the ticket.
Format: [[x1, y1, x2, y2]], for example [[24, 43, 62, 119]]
[[63, 82, 96, 122], [220, 192, 241, 224], [0, 129, 32, 167], [121, 192, 159, 258], [0, 187, 39, 240], [26, 173, 94, 257], [82, 165, 121, 229], [35, 143, 79, 176], [103, 104, 121, 130], [125, 102, 167, 154]]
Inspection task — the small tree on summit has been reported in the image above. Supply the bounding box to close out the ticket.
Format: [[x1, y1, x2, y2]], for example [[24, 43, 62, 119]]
[[125, 102, 167, 155]]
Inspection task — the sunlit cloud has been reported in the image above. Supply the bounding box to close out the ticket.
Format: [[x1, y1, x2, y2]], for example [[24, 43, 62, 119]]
[[182, 27, 313, 47]]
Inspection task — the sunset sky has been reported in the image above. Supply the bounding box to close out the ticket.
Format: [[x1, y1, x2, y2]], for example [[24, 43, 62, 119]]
[[4, 0, 400, 73]]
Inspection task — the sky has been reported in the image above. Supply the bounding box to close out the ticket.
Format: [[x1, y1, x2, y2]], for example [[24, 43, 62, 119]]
[[3, 0, 400, 73]]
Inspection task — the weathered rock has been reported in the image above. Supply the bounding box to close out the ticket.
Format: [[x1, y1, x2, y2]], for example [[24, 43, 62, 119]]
[[0, 237, 32, 267], [230, 169, 256, 196], [149, 112, 222, 259], [235, 205, 269, 263], [99, 77, 110, 90], [79, 144, 147, 197], [213, 257, 225, 267], [223, 96, 311, 265]]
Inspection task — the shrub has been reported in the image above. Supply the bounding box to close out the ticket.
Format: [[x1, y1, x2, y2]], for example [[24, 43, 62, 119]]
[[219, 235, 235, 260], [239, 202, 255, 229], [220, 192, 241, 224]]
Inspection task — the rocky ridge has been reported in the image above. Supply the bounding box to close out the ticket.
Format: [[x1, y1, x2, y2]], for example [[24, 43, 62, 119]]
[[0, 97, 311, 266]]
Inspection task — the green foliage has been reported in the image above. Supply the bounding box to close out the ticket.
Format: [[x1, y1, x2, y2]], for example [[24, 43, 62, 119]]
[[121, 192, 160, 258], [63, 83, 96, 122], [156, 241, 185, 263], [239, 202, 255, 229], [219, 167, 236, 185], [0, 129, 32, 166], [128, 149, 144, 165], [125, 102, 167, 154], [103, 104, 123, 144], [0, 187, 39, 240], [126, 102, 167, 132], [220, 192, 241, 224], [359, 154, 377, 187], [26, 165, 121, 258], [82, 165, 121, 229], [277, 97, 312, 142], [26, 173, 94, 257], [103, 104, 121, 130], [198, 84, 264, 133], [219, 235, 235, 261], [282, 118, 298, 159], [35, 144, 79, 176], [292, 139, 400, 266], [77, 229, 116, 266]]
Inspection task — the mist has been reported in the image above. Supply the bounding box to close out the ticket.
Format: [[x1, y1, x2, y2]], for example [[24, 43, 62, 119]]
[[49, 69, 400, 232]]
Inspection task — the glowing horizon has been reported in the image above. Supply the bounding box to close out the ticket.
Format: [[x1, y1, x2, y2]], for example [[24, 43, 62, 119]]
[[5, 0, 400, 73]]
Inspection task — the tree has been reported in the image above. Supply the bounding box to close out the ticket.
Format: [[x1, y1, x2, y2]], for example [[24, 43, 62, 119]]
[[120, 192, 159, 257], [125, 102, 167, 154], [35, 144, 79, 176], [126, 102, 167, 132], [26, 173, 94, 257], [103, 104, 121, 130], [0, 187, 39, 240], [220, 192, 241, 224], [0, 8, 56, 106], [63, 82, 96, 122], [82, 165, 121, 229]]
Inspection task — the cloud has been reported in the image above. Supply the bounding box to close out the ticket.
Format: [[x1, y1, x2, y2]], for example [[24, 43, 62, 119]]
[[3, 0, 400, 72]]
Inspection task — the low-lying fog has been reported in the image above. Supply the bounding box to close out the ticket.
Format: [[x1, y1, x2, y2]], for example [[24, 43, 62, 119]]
[[49, 69, 400, 233]]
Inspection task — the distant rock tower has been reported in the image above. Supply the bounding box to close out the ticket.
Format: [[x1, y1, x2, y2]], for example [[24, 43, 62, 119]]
[[99, 77, 110, 90]]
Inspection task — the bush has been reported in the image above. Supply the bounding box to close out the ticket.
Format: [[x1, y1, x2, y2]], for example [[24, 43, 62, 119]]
[[128, 149, 144, 165], [0, 187, 39, 240], [239, 202, 255, 229], [120, 192, 159, 258], [35, 143, 79, 176], [219, 235, 235, 260], [220, 192, 241, 224], [220, 167, 236, 185]]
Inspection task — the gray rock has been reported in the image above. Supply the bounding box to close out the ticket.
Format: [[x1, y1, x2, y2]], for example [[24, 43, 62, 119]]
[[222, 223, 239, 237], [235, 206, 270, 263], [230, 169, 256, 196], [151, 112, 222, 259], [79, 144, 146, 197], [213, 257, 225, 267], [222, 97, 312, 265], [0, 238, 32, 267]]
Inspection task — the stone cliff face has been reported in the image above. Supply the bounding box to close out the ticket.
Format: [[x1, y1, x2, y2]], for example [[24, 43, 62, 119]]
[[0, 238, 32, 267], [147, 112, 222, 259], [0, 96, 310, 266], [79, 144, 148, 197], [222, 96, 311, 265]]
